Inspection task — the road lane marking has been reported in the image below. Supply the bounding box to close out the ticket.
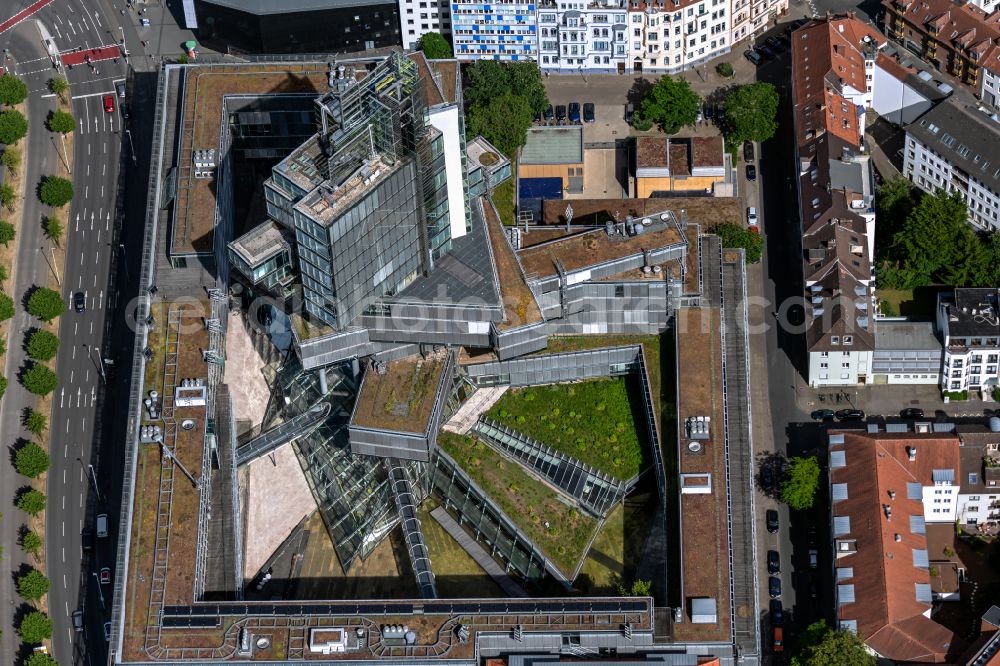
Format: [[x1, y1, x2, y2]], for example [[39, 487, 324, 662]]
[[86, 163, 89, 176], [62, 547, 65, 563], [69, 21, 75, 35], [62, 495, 65, 509], [85, 185, 89, 197], [82, 417, 86, 432], [71, 90, 117, 100], [70, 369, 74, 382], [79, 493, 83, 507], [62, 522, 65, 537], [63, 469, 66, 483], [63, 443, 67, 458], [74, 322, 78, 334], [63, 574, 67, 589], [96, 229, 101, 244]]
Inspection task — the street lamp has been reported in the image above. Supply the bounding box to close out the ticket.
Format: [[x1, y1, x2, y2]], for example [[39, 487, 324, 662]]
[[125, 128, 136, 163], [92, 346, 107, 383], [92, 572, 106, 610], [119, 243, 130, 280], [86, 462, 103, 504], [119, 25, 129, 63]]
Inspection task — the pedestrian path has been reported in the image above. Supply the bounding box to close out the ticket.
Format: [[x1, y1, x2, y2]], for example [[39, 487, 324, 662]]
[[0, 0, 53, 34], [61, 45, 121, 67]]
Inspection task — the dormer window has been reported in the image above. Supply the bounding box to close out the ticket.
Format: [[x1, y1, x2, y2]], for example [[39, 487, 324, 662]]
[[831, 336, 840, 345], [843, 336, 853, 345]]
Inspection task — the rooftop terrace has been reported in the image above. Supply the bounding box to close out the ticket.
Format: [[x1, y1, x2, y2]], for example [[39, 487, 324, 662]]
[[352, 351, 449, 434], [295, 154, 396, 226], [228, 220, 291, 267], [173, 63, 332, 256]]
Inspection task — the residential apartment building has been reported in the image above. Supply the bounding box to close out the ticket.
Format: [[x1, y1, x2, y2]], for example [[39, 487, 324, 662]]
[[936, 288, 1000, 395], [537, 0, 629, 72], [883, 0, 1000, 94], [399, 0, 451, 49], [903, 100, 1000, 230], [828, 427, 961, 661], [955, 425, 1000, 530], [626, 0, 734, 74], [451, 0, 538, 60], [791, 16, 883, 387]]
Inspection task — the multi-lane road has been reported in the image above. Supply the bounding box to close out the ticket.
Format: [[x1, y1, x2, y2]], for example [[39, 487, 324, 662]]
[[0, 0, 172, 662]]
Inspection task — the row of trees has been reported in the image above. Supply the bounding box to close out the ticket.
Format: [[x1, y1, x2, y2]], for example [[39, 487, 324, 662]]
[[632, 76, 780, 147], [876, 176, 1000, 289], [462, 60, 549, 156]]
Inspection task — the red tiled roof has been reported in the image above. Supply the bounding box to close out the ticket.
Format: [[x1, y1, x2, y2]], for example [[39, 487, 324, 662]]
[[830, 431, 961, 663], [875, 52, 914, 82]]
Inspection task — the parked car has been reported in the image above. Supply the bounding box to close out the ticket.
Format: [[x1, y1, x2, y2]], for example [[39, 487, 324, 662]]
[[901, 407, 925, 419], [758, 44, 776, 59], [583, 102, 595, 123], [811, 408, 835, 421], [746, 206, 759, 228], [767, 549, 780, 574], [81, 527, 94, 552], [543, 104, 555, 122], [96, 513, 109, 538], [625, 102, 634, 123], [836, 408, 865, 420], [568, 102, 581, 122], [100, 567, 112, 584], [770, 600, 784, 626], [809, 548, 818, 569], [104, 622, 112, 642], [808, 578, 818, 599], [103, 94, 115, 114], [555, 105, 567, 121], [760, 464, 775, 491], [120, 102, 129, 120], [773, 626, 784, 652], [72, 610, 84, 632], [704, 103, 714, 120], [533, 109, 542, 123], [746, 164, 757, 181], [807, 524, 817, 548], [766, 35, 786, 52], [744, 49, 762, 65], [766, 509, 779, 533], [743, 141, 755, 162], [116, 81, 126, 98], [74, 291, 86, 313], [768, 576, 782, 598]]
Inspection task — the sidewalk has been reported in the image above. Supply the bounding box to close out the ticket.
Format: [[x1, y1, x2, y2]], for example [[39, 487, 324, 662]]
[[794, 380, 997, 418]]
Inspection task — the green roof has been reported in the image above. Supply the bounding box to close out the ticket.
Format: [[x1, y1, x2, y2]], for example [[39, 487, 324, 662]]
[[520, 126, 584, 165]]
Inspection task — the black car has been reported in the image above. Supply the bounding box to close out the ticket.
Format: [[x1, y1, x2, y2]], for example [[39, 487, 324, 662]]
[[543, 104, 555, 121], [769, 576, 782, 598], [555, 105, 567, 122], [901, 407, 925, 419], [770, 600, 784, 626], [836, 408, 865, 420], [625, 102, 634, 123], [746, 164, 757, 181], [72, 610, 84, 632], [808, 579, 818, 599], [743, 141, 755, 162], [744, 48, 762, 65], [758, 44, 776, 59], [74, 291, 86, 313], [82, 527, 94, 552], [704, 103, 714, 120], [120, 102, 129, 119], [766, 509, 779, 533], [811, 408, 835, 421], [568, 102, 581, 123], [807, 524, 817, 548], [583, 102, 595, 123], [767, 550, 780, 574], [766, 35, 786, 52], [760, 464, 775, 491]]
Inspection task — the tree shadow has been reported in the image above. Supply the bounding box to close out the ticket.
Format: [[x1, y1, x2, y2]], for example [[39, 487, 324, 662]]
[[626, 77, 653, 108]]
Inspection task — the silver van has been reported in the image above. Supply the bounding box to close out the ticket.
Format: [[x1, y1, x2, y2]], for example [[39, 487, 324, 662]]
[[96, 513, 109, 538]]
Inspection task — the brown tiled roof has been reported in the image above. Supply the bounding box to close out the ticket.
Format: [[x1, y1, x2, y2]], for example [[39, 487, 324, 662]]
[[887, 0, 1000, 54], [830, 431, 962, 663], [669, 143, 690, 175], [636, 136, 668, 168], [427, 59, 459, 104], [876, 52, 914, 82], [691, 136, 723, 168], [408, 51, 445, 107]]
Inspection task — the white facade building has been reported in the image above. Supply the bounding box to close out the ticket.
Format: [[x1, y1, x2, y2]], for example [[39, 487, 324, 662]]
[[936, 289, 1000, 395], [982, 64, 1000, 109], [626, 0, 733, 74], [537, 0, 629, 73], [399, 0, 452, 49], [903, 101, 1000, 231], [451, 0, 538, 61], [957, 428, 1000, 529]]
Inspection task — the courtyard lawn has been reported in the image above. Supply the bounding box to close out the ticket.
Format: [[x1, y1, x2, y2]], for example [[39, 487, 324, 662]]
[[486, 377, 648, 480], [491, 178, 516, 226], [438, 432, 598, 579]]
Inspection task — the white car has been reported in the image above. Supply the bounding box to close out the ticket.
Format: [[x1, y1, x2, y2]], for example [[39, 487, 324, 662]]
[[747, 206, 759, 228]]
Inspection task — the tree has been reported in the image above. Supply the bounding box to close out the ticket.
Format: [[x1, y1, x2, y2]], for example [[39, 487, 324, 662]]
[[506, 61, 549, 115], [0, 184, 14, 211], [417, 31, 453, 59], [25, 409, 49, 436], [713, 222, 763, 263], [617, 579, 653, 596], [780, 456, 821, 510], [23, 363, 58, 396], [0, 73, 28, 105], [1, 146, 20, 175], [0, 220, 15, 246], [0, 109, 28, 145], [47, 110, 75, 134], [639, 76, 700, 134], [722, 82, 780, 146], [44, 216, 63, 245], [791, 620, 875, 666], [20, 529, 42, 557], [49, 76, 69, 98], [874, 175, 916, 250], [463, 60, 548, 115], [0, 376, 6, 400], [891, 189, 968, 287], [467, 91, 533, 157], [716, 62, 734, 78], [15, 443, 50, 478], [27, 287, 65, 322], [16, 568, 50, 600], [39, 175, 74, 207], [0, 292, 13, 321], [27, 330, 59, 362], [17, 489, 47, 516], [26, 652, 58, 666], [17, 611, 53, 643]]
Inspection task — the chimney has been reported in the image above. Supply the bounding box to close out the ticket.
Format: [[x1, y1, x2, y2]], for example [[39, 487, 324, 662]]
[[908, 446, 917, 461], [888, 490, 896, 500], [884, 505, 892, 520]]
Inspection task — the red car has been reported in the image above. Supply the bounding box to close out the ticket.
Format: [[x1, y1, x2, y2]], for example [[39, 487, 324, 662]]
[[99, 567, 111, 584], [103, 94, 115, 114]]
